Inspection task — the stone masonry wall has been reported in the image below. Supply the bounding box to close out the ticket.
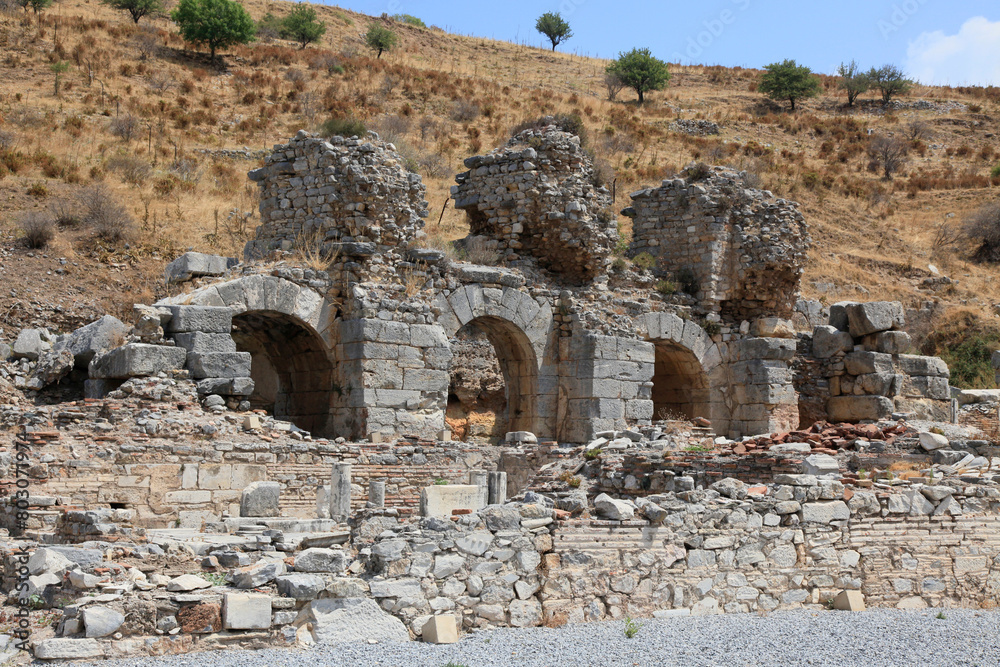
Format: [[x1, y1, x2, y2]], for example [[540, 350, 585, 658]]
[[626, 166, 810, 322], [452, 126, 617, 284], [245, 130, 429, 262]]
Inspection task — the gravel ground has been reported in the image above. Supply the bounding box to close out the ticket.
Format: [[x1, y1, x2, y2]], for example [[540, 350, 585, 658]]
[[77, 608, 1000, 667]]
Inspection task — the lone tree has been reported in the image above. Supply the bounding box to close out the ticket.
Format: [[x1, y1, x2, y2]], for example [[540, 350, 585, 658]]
[[280, 6, 326, 49], [365, 23, 397, 59], [758, 59, 821, 111], [535, 11, 572, 51], [20, 0, 52, 14], [965, 201, 1000, 263], [171, 0, 256, 63], [101, 0, 164, 24], [605, 48, 670, 104], [837, 59, 870, 107], [867, 135, 909, 180], [868, 64, 912, 104]]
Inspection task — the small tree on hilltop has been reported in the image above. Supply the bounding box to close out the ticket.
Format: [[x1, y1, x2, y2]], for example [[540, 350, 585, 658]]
[[837, 59, 870, 107], [365, 24, 397, 59], [758, 59, 821, 111], [535, 11, 572, 51], [171, 0, 256, 63], [23, 0, 52, 14], [868, 64, 912, 104], [605, 48, 670, 104], [101, 0, 164, 24], [280, 6, 326, 49]]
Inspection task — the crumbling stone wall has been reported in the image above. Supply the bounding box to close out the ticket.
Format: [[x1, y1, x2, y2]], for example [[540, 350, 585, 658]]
[[245, 130, 429, 262], [812, 302, 950, 423], [452, 126, 617, 283], [626, 166, 810, 321]]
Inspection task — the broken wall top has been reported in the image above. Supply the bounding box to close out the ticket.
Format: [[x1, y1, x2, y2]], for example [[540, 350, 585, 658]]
[[246, 130, 429, 262], [452, 125, 617, 284], [628, 165, 811, 321]]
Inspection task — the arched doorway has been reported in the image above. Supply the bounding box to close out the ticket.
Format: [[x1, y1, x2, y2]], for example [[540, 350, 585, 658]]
[[231, 311, 337, 437], [447, 315, 539, 442], [651, 340, 711, 422]]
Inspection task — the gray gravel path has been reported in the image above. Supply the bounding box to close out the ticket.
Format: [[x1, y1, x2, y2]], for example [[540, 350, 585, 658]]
[[75, 608, 1000, 667]]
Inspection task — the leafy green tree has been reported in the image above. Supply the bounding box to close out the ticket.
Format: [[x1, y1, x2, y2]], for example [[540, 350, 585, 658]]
[[837, 59, 870, 107], [101, 0, 164, 24], [758, 59, 821, 111], [280, 6, 326, 49], [170, 0, 256, 63], [364, 23, 397, 59], [605, 47, 670, 104], [535, 11, 572, 51], [50, 61, 69, 97], [867, 64, 913, 104]]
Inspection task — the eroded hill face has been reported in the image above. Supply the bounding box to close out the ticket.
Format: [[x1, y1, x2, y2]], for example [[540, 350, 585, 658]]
[[1, 0, 999, 378]]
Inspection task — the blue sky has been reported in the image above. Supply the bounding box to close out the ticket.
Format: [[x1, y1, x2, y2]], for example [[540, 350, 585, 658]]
[[326, 0, 1000, 86]]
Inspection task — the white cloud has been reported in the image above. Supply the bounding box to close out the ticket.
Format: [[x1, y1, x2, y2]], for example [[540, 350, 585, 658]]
[[906, 16, 1000, 86]]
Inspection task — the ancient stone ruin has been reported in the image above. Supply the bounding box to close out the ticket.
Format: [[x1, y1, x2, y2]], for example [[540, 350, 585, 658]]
[[5, 123, 999, 661]]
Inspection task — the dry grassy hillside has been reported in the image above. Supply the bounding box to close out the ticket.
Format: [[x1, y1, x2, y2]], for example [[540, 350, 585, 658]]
[[1, 0, 1000, 384]]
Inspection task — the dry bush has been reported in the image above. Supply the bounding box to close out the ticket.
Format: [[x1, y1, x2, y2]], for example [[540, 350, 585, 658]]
[[906, 121, 932, 142], [964, 202, 1000, 263], [451, 99, 481, 123], [109, 114, 138, 142], [80, 184, 136, 244], [132, 26, 160, 61], [17, 211, 56, 248], [373, 114, 411, 144], [457, 235, 501, 265], [147, 72, 174, 93], [49, 196, 82, 227], [106, 154, 151, 185], [604, 72, 625, 101], [867, 135, 909, 180]]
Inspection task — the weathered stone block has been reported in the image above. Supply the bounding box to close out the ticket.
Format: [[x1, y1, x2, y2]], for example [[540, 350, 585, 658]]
[[422, 614, 459, 644], [240, 481, 280, 517], [57, 315, 127, 368], [88, 344, 188, 379], [223, 593, 271, 630], [34, 639, 105, 660], [187, 352, 252, 379], [293, 598, 409, 644], [173, 332, 237, 355], [833, 590, 865, 611], [845, 301, 905, 337], [165, 252, 237, 283], [166, 306, 234, 333], [896, 354, 949, 378], [826, 396, 893, 422], [844, 351, 894, 376], [420, 485, 487, 517]]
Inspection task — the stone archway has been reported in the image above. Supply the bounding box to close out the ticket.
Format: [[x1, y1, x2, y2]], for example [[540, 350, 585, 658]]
[[634, 312, 728, 433], [435, 285, 554, 439], [167, 275, 342, 436]]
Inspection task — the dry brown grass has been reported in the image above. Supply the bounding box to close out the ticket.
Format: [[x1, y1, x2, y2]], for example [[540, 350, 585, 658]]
[[0, 0, 999, 328]]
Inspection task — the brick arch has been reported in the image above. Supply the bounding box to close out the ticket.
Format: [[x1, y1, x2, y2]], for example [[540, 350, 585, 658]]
[[435, 285, 555, 438], [634, 312, 729, 433]]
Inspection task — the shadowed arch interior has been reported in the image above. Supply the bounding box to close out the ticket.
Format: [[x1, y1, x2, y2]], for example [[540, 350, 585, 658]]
[[453, 315, 539, 439], [651, 340, 711, 421], [231, 310, 336, 437]]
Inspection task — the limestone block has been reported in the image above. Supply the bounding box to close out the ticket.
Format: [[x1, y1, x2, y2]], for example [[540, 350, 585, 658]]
[[918, 432, 949, 451], [276, 574, 326, 599], [422, 614, 458, 644], [294, 598, 409, 644], [173, 332, 237, 355], [750, 317, 795, 338], [12, 328, 44, 360], [833, 590, 865, 611], [81, 606, 124, 638], [295, 548, 346, 573], [187, 352, 252, 379], [88, 344, 188, 379], [829, 301, 858, 332], [844, 351, 894, 376], [166, 306, 233, 333], [34, 639, 105, 660], [196, 377, 255, 396], [863, 330, 912, 355], [57, 315, 127, 368], [896, 354, 950, 378], [812, 325, 854, 359], [801, 501, 850, 524], [240, 481, 280, 517], [593, 493, 635, 520], [223, 593, 272, 630], [900, 375, 950, 400], [802, 454, 839, 476], [420, 485, 487, 517], [845, 301, 905, 337], [826, 396, 893, 422], [165, 252, 236, 283], [231, 560, 286, 589]]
